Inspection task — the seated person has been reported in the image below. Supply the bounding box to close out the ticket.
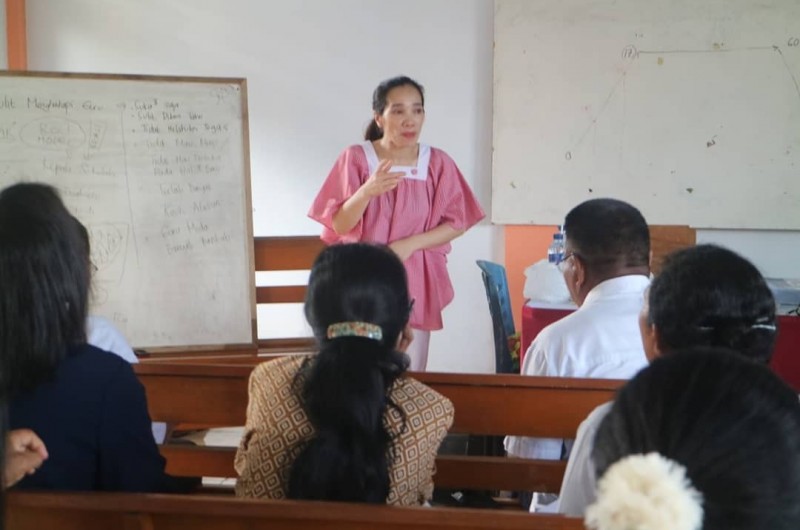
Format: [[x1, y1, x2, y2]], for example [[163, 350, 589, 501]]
[[73, 216, 166, 443], [586, 349, 800, 530], [1, 182, 192, 492], [507, 198, 650, 509], [557, 244, 777, 516], [235, 243, 454, 505]]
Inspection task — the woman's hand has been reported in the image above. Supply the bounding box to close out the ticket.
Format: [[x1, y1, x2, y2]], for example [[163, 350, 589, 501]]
[[359, 159, 404, 198], [5, 429, 48, 488], [389, 237, 418, 262], [396, 324, 414, 353]]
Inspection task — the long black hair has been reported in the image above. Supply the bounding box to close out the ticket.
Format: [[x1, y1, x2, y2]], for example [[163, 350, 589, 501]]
[[364, 75, 425, 141], [648, 244, 776, 362], [287, 243, 410, 503], [593, 348, 800, 529], [0, 183, 89, 397]]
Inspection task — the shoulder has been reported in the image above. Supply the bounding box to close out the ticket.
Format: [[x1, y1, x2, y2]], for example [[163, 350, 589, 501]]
[[536, 307, 593, 345], [86, 316, 137, 364], [252, 354, 307, 379], [61, 343, 137, 393], [428, 146, 459, 170], [67, 343, 129, 371], [339, 144, 369, 163], [390, 377, 454, 427], [250, 355, 309, 393], [580, 401, 613, 436]]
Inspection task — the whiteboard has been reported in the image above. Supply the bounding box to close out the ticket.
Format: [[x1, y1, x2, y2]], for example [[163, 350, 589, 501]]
[[493, 0, 800, 228], [0, 72, 255, 350]]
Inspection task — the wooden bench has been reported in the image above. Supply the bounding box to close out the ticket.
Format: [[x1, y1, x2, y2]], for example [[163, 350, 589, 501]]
[[135, 361, 621, 493], [7, 491, 587, 530]]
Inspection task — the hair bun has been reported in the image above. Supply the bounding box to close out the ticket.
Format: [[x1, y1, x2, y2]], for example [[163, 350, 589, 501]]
[[585, 452, 703, 530]]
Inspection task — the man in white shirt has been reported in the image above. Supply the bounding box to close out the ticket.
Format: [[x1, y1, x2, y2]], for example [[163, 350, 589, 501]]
[[504, 198, 650, 508], [555, 244, 779, 516]]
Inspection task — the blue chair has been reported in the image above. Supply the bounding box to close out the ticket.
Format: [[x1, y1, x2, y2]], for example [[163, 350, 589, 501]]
[[476, 260, 517, 374]]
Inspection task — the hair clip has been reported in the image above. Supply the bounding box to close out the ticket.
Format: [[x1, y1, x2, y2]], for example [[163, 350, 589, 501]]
[[326, 321, 383, 342]]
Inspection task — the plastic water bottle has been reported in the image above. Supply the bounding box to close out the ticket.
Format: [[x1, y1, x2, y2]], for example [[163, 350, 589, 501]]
[[547, 229, 565, 264]]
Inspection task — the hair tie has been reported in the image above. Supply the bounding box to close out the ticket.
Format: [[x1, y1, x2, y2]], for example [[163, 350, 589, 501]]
[[750, 323, 777, 331], [586, 452, 703, 530], [326, 322, 383, 342]]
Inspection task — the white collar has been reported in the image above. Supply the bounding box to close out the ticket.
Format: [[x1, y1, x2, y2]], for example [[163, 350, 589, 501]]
[[361, 141, 431, 181], [582, 275, 651, 307]]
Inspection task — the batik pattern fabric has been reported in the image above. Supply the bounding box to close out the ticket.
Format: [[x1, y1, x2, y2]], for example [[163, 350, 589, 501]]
[[234, 355, 454, 505]]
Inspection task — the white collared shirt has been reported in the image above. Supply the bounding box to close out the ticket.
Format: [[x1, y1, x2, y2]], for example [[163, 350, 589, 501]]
[[505, 275, 649, 460]]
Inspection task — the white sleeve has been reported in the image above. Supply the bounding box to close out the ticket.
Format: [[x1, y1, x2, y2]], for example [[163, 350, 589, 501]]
[[554, 402, 613, 516], [86, 315, 138, 364], [521, 337, 556, 377], [506, 336, 563, 459]]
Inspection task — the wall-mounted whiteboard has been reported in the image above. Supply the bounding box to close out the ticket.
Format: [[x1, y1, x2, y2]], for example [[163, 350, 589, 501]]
[[493, 0, 800, 228], [0, 72, 255, 350]]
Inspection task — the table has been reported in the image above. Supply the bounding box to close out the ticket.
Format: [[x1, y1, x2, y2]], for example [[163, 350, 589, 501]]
[[521, 301, 800, 392]]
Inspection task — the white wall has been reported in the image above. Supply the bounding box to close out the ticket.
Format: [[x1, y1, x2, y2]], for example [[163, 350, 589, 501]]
[[696, 230, 800, 280], [26, 0, 498, 373]]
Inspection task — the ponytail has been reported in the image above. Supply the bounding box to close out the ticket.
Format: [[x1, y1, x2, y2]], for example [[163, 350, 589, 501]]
[[288, 337, 408, 503], [364, 120, 383, 141]]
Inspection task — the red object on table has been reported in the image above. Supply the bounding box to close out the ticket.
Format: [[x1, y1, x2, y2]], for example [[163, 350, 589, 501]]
[[520, 302, 575, 369], [521, 302, 800, 392], [770, 315, 800, 392]]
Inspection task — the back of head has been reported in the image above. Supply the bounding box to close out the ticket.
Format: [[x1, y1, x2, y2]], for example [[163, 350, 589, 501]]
[[289, 243, 411, 503], [649, 244, 776, 362], [563, 198, 650, 278], [591, 348, 800, 530], [0, 182, 89, 397]]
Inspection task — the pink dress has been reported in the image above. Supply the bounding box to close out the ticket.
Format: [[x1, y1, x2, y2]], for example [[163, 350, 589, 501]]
[[308, 142, 485, 330]]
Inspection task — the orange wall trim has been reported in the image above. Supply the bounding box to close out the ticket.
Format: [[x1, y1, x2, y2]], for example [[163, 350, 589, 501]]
[[504, 225, 557, 331], [6, 0, 27, 70]]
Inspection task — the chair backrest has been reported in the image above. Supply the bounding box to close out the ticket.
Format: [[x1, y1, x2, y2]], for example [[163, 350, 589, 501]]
[[476, 260, 516, 373]]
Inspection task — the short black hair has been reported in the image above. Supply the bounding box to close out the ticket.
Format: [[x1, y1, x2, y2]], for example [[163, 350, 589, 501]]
[[563, 198, 649, 276], [593, 349, 800, 530], [649, 244, 776, 363], [0, 182, 89, 397]]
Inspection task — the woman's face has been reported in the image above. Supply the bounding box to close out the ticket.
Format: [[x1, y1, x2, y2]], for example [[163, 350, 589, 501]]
[[375, 84, 425, 148]]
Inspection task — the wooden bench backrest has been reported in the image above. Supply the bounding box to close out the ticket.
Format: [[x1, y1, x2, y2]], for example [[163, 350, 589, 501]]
[[134, 362, 621, 492], [254, 236, 323, 351], [7, 491, 587, 530], [135, 362, 620, 437]]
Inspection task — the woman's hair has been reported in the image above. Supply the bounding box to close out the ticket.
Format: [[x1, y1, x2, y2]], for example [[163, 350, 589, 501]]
[[592, 348, 800, 530], [0, 183, 89, 397], [364, 75, 425, 141], [288, 243, 411, 503], [649, 244, 776, 362]]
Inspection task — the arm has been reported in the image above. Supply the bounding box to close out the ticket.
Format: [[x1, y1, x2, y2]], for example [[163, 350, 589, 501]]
[[389, 224, 465, 262], [554, 403, 611, 516], [98, 363, 196, 492], [505, 337, 564, 460], [332, 159, 404, 235]]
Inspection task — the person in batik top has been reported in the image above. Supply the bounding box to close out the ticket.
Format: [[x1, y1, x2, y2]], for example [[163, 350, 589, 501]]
[[235, 243, 453, 505]]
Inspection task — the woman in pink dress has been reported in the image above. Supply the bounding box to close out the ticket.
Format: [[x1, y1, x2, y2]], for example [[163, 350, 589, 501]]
[[308, 76, 485, 371]]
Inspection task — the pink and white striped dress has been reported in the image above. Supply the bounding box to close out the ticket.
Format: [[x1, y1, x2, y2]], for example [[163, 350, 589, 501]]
[[308, 142, 485, 331]]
